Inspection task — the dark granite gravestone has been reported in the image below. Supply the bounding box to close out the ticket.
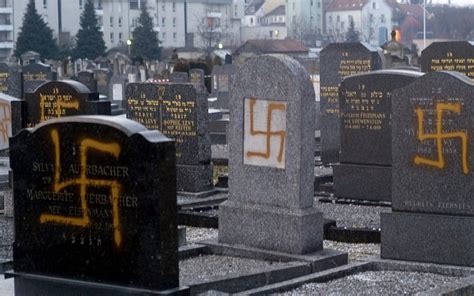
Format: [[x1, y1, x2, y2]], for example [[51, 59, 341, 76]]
[[381, 71, 474, 266], [211, 64, 237, 110], [333, 70, 422, 201], [0, 93, 23, 151], [24, 80, 111, 127], [0, 62, 23, 99], [190, 68, 205, 87], [94, 69, 111, 98], [77, 70, 98, 93], [421, 41, 474, 79], [219, 54, 325, 254], [9, 116, 179, 292], [320, 42, 383, 164], [170, 71, 189, 83], [22, 62, 57, 95], [126, 83, 213, 196]]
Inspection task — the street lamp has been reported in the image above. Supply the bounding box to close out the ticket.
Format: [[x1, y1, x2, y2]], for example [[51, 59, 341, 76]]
[[127, 39, 132, 56], [218, 43, 224, 49]]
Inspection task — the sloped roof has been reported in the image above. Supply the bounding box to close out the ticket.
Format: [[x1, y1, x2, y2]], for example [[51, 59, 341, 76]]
[[234, 39, 309, 55], [245, 0, 265, 16], [265, 5, 285, 17], [326, 0, 369, 12]]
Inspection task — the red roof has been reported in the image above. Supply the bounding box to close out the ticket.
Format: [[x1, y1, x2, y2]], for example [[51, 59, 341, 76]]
[[326, 0, 369, 12]]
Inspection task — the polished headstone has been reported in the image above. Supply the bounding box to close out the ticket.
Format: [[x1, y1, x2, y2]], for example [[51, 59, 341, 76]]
[[126, 83, 212, 193], [320, 42, 383, 164], [77, 70, 98, 93], [10, 116, 179, 289], [24, 80, 111, 127], [381, 71, 474, 266], [421, 41, 474, 79], [22, 62, 57, 95], [219, 54, 322, 254], [0, 62, 23, 99]]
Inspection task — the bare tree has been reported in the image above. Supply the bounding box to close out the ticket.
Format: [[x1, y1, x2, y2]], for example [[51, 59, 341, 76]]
[[194, 7, 231, 55]]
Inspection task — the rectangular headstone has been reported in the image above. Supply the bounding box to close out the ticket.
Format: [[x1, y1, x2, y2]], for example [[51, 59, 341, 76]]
[[126, 83, 213, 194], [24, 80, 111, 127], [108, 75, 128, 110], [190, 68, 205, 86], [219, 54, 323, 254], [333, 70, 422, 201], [381, 71, 474, 266], [211, 64, 237, 110], [320, 42, 383, 164], [421, 41, 474, 79], [0, 63, 23, 99], [77, 70, 98, 93], [170, 72, 189, 83], [0, 93, 23, 151], [10, 116, 179, 290], [94, 69, 111, 98], [22, 62, 57, 95]]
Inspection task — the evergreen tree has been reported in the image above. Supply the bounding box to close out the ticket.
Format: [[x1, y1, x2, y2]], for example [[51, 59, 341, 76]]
[[73, 0, 106, 60], [345, 19, 360, 42], [131, 3, 161, 61], [14, 0, 58, 59]]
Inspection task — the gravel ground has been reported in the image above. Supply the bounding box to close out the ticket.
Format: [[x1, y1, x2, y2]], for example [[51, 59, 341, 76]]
[[180, 255, 288, 284], [280, 271, 463, 296], [315, 199, 391, 229], [186, 226, 218, 243], [0, 216, 13, 260], [314, 166, 332, 177]]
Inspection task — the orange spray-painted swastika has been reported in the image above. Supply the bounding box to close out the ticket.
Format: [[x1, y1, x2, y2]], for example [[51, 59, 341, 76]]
[[414, 103, 469, 175], [40, 87, 80, 122], [0, 102, 11, 144], [40, 129, 123, 247], [246, 98, 286, 163]]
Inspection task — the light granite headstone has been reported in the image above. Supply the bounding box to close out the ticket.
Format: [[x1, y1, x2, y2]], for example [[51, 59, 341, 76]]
[[219, 54, 323, 254], [381, 71, 474, 266], [126, 82, 213, 196], [0, 93, 24, 151], [320, 42, 383, 164], [421, 41, 474, 79], [333, 70, 422, 201]]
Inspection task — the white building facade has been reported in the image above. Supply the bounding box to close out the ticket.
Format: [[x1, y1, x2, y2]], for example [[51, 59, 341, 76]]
[[286, 0, 323, 40], [0, 0, 13, 60]]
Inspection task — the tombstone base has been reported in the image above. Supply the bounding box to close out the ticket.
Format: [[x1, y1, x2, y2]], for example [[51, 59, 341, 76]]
[[381, 212, 474, 266], [177, 164, 213, 193], [219, 201, 323, 254], [333, 164, 391, 202], [6, 271, 189, 296]]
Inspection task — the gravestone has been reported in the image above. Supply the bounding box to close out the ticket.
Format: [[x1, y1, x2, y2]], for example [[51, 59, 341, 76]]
[[219, 54, 324, 254], [0, 93, 23, 151], [170, 71, 189, 83], [126, 83, 213, 196], [108, 74, 128, 110], [381, 71, 474, 266], [421, 41, 474, 79], [0, 63, 23, 99], [22, 62, 57, 95], [190, 68, 205, 87], [333, 70, 422, 201], [320, 42, 383, 164], [211, 64, 237, 110], [9, 116, 179, 291], [94, 69, 111, 98], [77, 70, 97, 93], [24, 80, 111, 127]]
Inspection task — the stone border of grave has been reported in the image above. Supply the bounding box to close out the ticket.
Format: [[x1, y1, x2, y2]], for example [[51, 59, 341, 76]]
[[178, 243, 345, 294], [237, 257, 474, 295]]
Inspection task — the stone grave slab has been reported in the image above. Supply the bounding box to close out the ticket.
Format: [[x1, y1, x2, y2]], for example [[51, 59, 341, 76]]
[[381, 71, 474, 266], [211, 64, 237, 110], [218, 54, 343, 259], [94, 69, 111, 98], [320, 42, 383, 164], [22, 62, 57, 95], [24, 80, 111, 127], [0, 62, 22, 99], [9, 115, 179, 291], [108, 74, 128, 111], [0, 93, 23, 151], [421, 41, 474, 79], [126, 83, 213, 196], [333, 70, 422, 201], [190, 69, 205, 87], [170, 72, 189, 83]]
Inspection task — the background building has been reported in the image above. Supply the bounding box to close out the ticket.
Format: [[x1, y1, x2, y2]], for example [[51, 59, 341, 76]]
[[286, 0, 324, 46]]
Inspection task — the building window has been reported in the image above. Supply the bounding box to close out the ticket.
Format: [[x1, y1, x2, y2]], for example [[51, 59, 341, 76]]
[[329, 16, 332, 23], [381, 14, 386, 23], [250, 17, 253, 25], [162, 3, 165, 11], [341, 21, 345, 29], [110, 17, 113, 27], [173, 17, 176, 27], [130, 0, 145, 10], [119, 33, 123, 41], [172, 2, 176, 12], [79, 0, 83, 9], [372, 2, 377, 9], [336, 15, 340, 22], [162, 32, 166, 40], [348, 15, 353, 23], [161, 17, 165, 27], [369, 14, 374, 22], [43, 0, 47, 9], [132, 17, 139, 27], [173, 32, 177, 41], [110, 33, 114, 43], [118, 17, 122, 27]]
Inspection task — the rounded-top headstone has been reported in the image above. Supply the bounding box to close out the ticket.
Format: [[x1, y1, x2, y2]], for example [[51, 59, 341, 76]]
[[421, 41, 474, 79]]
